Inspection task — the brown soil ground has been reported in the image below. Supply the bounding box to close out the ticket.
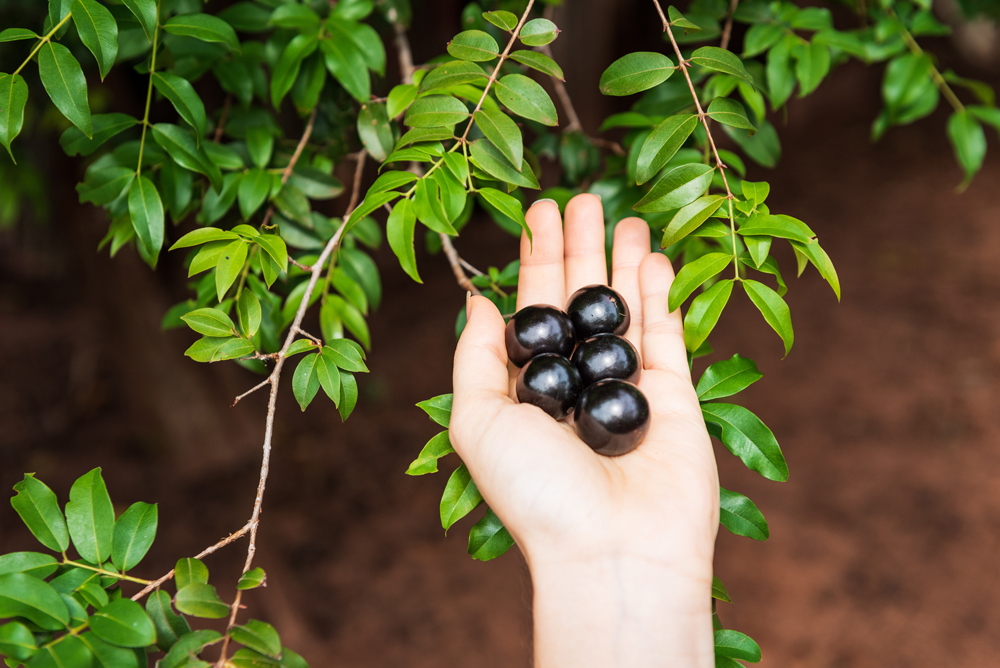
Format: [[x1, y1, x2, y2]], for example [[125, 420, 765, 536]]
[[3, 11, 1000, 668]]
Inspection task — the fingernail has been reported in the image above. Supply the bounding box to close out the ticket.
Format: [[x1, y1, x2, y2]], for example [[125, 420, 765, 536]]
[[530, 198, 557, 208], [466, 290, 472, 318]]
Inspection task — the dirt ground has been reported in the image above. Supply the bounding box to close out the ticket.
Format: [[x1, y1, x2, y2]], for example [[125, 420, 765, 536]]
[[3, 18, 1000, 668]]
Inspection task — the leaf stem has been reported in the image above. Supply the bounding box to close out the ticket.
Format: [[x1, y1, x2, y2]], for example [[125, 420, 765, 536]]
[[11, 13, 73, 78], [654, 0, 734, 203], [136, 0, 163, 177], [888, 7, 964, 113], [62, 559, 153, 585], [728, 199, 740, 279]]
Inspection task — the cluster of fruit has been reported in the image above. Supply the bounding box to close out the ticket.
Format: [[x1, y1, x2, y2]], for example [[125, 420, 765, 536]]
[[505, 285, 651, 456]]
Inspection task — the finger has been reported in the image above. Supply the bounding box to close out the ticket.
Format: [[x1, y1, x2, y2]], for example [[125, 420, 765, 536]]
[[639, 253, 690, 379], [563, 194, 608, 296], [452, 296, 514, 457], [517, 200, 566, 310], [611, 217, 650, 350]]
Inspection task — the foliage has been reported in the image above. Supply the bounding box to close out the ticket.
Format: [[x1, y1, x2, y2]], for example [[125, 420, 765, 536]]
[[2, 0, 997, 664]]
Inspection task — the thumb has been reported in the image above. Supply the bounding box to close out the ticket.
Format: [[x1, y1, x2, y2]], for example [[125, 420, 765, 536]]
[[451, 296, 512, 453]]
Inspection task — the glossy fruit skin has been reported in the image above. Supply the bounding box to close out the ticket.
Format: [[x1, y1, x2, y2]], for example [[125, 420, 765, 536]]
[[571, 334, 641, 386], [516, 354, 583, 420], [505, 305, 576, 367], [575, 380, 650, 456], [565, 285, 631, 339]]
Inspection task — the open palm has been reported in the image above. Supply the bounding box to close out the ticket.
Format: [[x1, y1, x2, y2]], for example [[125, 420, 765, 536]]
[[451, 194, 720, 580]]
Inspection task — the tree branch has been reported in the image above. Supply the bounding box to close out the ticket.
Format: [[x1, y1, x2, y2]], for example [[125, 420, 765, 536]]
[[261, 108, 319, 229], [441, 236, 481, 295], [720, 0, 740, 51]]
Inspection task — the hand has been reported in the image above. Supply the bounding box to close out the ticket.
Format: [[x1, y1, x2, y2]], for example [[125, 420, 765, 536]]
[[451, 194, 720, 667]]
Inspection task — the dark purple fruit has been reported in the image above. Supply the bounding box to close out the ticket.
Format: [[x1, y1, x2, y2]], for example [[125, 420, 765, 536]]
[[565, 285, 630, 338], [571, 334, 641, 385], [505, 305, 576, 367], [516, 354, 583, 420], [575, 380, 650, 456]]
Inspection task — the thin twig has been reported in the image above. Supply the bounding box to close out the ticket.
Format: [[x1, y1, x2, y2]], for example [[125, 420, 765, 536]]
[[231, 378, 271, 407], [214, 94, 233, 142], [441, 236, 481, 295], [540, 6, 582, 134], [459, 0, 537, 143], [260, 108, 319, 228], [720, 0, 740, 51], [130, 521, 255, 601], [293, 326, 323, 345], [392, 13, 415, 83], [459, 257, 485, 276], [889, 7, 964, 113], [289, 257, 313, 272]]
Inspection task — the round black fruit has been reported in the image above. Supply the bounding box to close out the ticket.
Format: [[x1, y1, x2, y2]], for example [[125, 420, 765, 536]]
[[575, 380, 650, 456], [571, 334, 641, 385], [565, 285, 630, 338], [505, 305, 576, 367], [516, 354, 583, 420]]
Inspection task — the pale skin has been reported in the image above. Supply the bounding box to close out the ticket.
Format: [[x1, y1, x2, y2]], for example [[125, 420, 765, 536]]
[[451, 194, 720, 668]]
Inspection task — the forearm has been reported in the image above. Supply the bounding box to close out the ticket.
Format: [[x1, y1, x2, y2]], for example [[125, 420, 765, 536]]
[[530, 554, 715, 668]]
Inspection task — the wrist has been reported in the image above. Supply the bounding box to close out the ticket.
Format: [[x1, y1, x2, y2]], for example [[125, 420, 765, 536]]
[[528, 551, 715, 668]]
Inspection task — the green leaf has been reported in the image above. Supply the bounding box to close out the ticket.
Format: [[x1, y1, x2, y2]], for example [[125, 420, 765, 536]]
[[324, 339, 368, 373], [230, 620, 281, 659], [387, 83, 418, 118], [237, 567, 266, 590], [683, 279, 732, 353], [738, 214, 811, 243], [339, 372, 359, 421], [792, 40, 830, 97], [215, 240, 248, 302], [288, 167, 343, 199], [703, 402, 787, 481], [38, 42, 92, 138], [508, 50, 563, 80], [661, 194, 726, 248], [180, 308, 236, 338], [146, 590, 191, 652], [174, 584, 230, 619], [175, 558, 208, 589], [90, 598, 156, 648], [495, 74, 558, 126], [0, 29, 39, 43], [164, 14, 239, 51], [170, 227, 239, 250], [766, 34, 796, 109], [483, 10, 518, 31], [151, 123, 223, 192], [291, 52, 326, 114], [636, 114, 698, 185], [789, 240, 839, 300], [947, 110, 986, 184], [320, 37, 369, 103], [325, 295, 370, 350], [121, 0, 157, 41], [406, 431, 454, 475], [357, 102, 394, 162], [387, 198, 421, 283], [292, 354, 320, 411], [706, 97, 755, 131], [344, 191, 400, 233], [129, 176, 164, 258], [10, 474, 69, 552], [26, 636, 91, 668], [0, 573, 69, 630], [160, 630, 223, 668], [469, 138, 539, 189], [668, 5, 701, 31], [468, 508, 515, 561], [271, 34, 318, 109], [440, 464, 483, 531], [238, 167, 270, 220], [719, 486, 769, 540], [599, 52, 675, 96], [0, 622, 36, 661], [742, 279, 793, 355], [404, 95, 469, 128], [79, 632, 146, 668], [269, 4, 319, 30], [243, 127, 273, 171], [519, 18, 559, 46], [184, 336, 230, 362], [690, 46, 754, 87], [111, 502, 157, 572], [417, 394, 452, 426], [715, 629, 762, 662], [71, 0, 118, 81], [742, 23, 783, 58], [474, 108, 523, 169], [237, 291, 262, 338], [479, 187, 529, 240], [712, 575, 731, 603], [448, 30, 499, 61], [60, 113, 138, 158], [443, 152, 469, 184], [668, 252, 731, 312], [255, 234, 288, 274], [697, 354, 761, 402], [203, 142, 245, 171], [743, 237, 771, 270], [0, 553, 58, 579], [420, 61, 486, 93], [722, 119, 780, 168], [326, 16, 385, 75], [153, 73, 207, 139], [634, 163, 713, 212], [0, 74, 28, 160], [65, 467, 115, 564]]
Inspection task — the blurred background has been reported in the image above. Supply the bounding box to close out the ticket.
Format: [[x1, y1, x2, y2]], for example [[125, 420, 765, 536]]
[[2, 0, 1000, 666]]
